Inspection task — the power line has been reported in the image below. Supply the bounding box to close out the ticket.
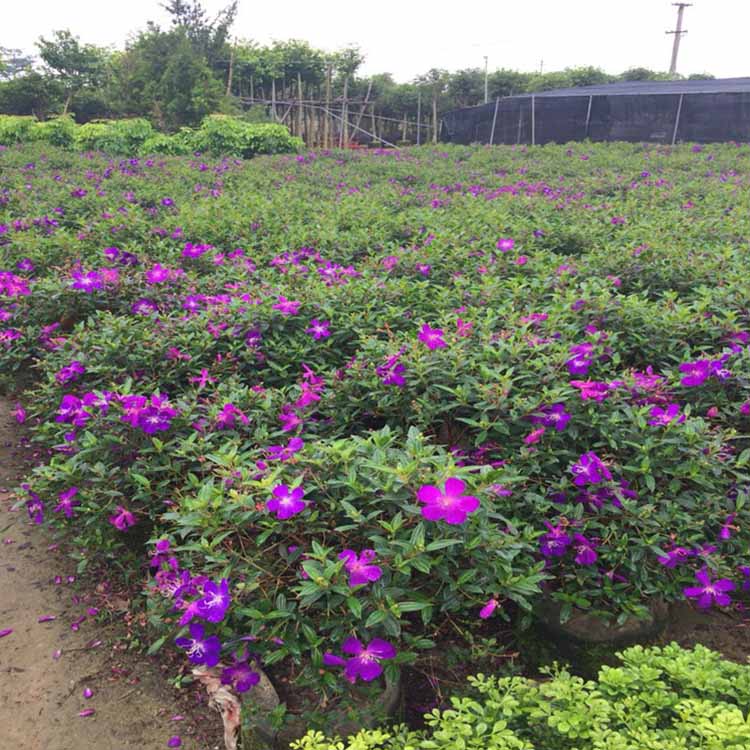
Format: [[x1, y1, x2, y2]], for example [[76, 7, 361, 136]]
[[666, 3, 692, 77]]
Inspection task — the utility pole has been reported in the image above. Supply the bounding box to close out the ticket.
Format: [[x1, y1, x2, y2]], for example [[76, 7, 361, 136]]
[[667, 3, 692, 76], [483, 55, 489, 103]]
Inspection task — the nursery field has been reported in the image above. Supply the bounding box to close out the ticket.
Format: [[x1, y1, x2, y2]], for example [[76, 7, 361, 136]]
[[3, 139, 750, 747]]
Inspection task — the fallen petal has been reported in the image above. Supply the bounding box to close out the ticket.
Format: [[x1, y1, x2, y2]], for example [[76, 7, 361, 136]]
[[167, 737, 182, 748], [78, 708, 95, 717], [83, 687, 93, 699], [38, 615, 57, 623], [0, 629, 12, 638], [53, 649, 62, 660]]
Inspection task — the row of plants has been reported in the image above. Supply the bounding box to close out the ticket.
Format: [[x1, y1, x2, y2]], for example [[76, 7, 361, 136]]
[[292, 643, 750, 749], [2, 139, 750, 740], [0, 114, 304, 157]]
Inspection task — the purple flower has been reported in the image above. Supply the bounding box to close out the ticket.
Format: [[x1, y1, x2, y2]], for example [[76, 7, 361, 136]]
[[175, 623, 221, 666], [327, 637, 396, 683], [26, 491, 44, 525], [565, 343, 593, 375], [418, 324, 447, 350], [131, 298, 159, 315], [196, 579, 231, 623], [417, 478, 480, 525], [658, 546, 693, 568], [16, 258, 35, 272], [570, 452, 612, 487], [528, 403, 570, 432], [215, 403, 249, 430], [570, 380, 611, 402], [539, 521, 572, 557], [377, 351, 406, 387], [679, 360, 712, 387], [720, 514, 736, 541], [70, 271, 103, 293], [221, 658, 260, 692], [272, 295, 301, 316], [14, 404, 26, 424], [572, 534, 598, 565], [648, 403, 685, 426], [109, 505, 136, 531], [683, 567, 735, 609], [167, 737, 182, 748], [145, 263, 171, 284], [54, 487, 80, 518], [305, 319, 331, 340], [55, 360, 86, 385], [266, 484, 306, 520], [339, 550, 382, 587]]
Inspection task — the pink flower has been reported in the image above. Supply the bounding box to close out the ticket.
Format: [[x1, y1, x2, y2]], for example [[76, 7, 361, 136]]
[[496, 238, 515, 252], [524, 427, 546, 445], [417, 478, 480, 525], [479, 599, 498, 619], [418, 324, 446, 350]]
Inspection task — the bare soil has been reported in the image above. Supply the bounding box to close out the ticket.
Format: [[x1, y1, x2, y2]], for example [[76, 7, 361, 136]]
[[0, 396, 221, 750]]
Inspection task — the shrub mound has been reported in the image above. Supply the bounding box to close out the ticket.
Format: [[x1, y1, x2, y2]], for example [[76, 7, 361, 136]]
[[292, 643, 750, 749], [0, 113, 303, 157]]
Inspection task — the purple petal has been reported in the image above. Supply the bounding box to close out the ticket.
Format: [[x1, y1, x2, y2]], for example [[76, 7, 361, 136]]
[[0, 629, 12, 638]]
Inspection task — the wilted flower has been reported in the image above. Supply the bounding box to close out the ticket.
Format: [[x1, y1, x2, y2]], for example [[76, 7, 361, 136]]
[[109, 506, 136, 531], [339, 550, 382, 587]]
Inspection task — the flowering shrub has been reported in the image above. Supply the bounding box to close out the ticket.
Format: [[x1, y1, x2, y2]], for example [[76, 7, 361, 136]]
[[3, 139, 750, 730], [291, 643, 750, 749]]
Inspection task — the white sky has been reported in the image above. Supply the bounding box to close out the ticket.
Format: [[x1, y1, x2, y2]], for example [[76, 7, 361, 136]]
[[5, 0, 749, 81]]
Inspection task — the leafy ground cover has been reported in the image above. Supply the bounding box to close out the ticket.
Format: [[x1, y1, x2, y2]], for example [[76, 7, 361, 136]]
[[2, 139, 750, 740]]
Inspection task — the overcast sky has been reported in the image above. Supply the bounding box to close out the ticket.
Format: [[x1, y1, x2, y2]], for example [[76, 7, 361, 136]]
[[5, 0, 748, 81]]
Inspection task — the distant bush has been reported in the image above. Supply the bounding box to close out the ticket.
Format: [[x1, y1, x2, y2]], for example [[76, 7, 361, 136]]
[[73, 118, 155, 154], [291, 643, 750, 750], [0, 115, 36, 145], [30, 116, 77, 148], [0, 114, 302, 158], [188, 115, 304, 158]]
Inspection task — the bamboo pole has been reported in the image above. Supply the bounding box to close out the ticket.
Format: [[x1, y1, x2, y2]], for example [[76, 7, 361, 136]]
[[297, 72, 304, 140], [225, 43, 234, 96], [353, 79, 373, 136], [340, 75, 349, 148], [324, 64, 332, 149], [489, 97, 500, 145], [416, 91, 422, 145], [671, 93, 684, 145]]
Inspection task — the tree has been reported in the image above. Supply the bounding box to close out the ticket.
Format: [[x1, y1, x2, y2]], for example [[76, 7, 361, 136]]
[[162, 0, 237, 67], [37, 30, 109, 114], [448, 68, 485, 108], [0, 72, 63, 118], [0, 48, 35, 81], [111, 25, 223, 129], [415, 68, 449, 143]]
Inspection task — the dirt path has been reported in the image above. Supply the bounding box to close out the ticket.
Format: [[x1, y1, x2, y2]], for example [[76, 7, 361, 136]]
[[0, 397, 220, 750]]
